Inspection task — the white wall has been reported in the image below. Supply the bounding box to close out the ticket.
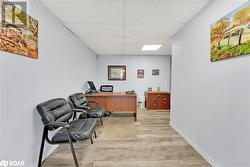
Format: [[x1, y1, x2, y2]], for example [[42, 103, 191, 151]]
[[0, 47, 2, 160], [171, 1, 250, 167], [96, 55, 171, 103], [0, 0, 97, 166]]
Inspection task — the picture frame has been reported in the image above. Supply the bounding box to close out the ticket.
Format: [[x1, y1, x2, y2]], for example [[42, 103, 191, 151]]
[[137, 69, 144, 78], [108, 65, 126, 80], [210, 2, 250, 62], [0, 0, 38, 59], [152, 69, 160, 75]]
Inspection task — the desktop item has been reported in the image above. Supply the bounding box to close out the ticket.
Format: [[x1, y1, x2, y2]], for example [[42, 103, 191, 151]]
[[86, 81, 98, 94], [126, 90, 135, 95], [100, 85, 113, 92], [157, 86, 160, 91]]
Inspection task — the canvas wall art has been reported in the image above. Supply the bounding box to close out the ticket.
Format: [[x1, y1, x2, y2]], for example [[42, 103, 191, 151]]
[[0, 0, 38, 59], [210, 2, 250, 62], [137, 69, 144, 78], [152, 69, 159, 75]]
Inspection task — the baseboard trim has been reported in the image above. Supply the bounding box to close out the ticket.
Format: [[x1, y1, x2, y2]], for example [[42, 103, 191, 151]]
[[169, 121, 220, 167], [43, 145, 58, 161], [30, 145, 58, 167]]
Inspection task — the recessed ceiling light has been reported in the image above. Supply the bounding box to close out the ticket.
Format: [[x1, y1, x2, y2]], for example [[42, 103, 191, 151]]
[[142, 45, 162, 51]]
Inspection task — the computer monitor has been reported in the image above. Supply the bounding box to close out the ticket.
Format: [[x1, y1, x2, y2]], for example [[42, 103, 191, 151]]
[[87, 81, 97, 92]]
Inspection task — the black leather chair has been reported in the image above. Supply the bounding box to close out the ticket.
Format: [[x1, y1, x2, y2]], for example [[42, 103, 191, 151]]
[[100, 85, 113, 92], [69, 93, 106, 125], [37, 98, 97, 167]]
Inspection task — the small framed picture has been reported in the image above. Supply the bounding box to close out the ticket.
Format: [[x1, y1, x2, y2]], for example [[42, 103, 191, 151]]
[[137, 69, 144, 78], [152, 69, 160, 75], [108, 65, 126, 80]]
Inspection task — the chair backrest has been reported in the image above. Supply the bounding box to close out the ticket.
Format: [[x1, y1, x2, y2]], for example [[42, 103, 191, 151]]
[[100, 85, 113, 92], [69, 93, 88, 109], [37, 98, 73, 130]]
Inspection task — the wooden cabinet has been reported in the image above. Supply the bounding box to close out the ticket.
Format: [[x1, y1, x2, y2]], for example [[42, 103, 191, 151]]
[[145, 91, 170, 110]]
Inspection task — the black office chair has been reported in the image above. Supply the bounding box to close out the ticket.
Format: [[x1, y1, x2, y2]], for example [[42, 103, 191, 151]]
[[100, 85, 113, 92], [37, 98, 97, 167], [69, 93, 106, 125]]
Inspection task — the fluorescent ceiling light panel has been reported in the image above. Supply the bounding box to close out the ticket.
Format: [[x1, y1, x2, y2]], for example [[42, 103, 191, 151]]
[[142, 45, 162, 51]]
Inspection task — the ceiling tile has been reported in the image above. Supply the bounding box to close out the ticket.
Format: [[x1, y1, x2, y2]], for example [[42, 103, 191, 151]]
[[125, 0, 209, 25], [42, 0, 124, 24], [80, 36, 124, 51], [66, 23, 123, 37], [124, 37, 172, 55], [41, 0, 210, 55], [125, 25, 179, 38], [95, 47, 124, 55]]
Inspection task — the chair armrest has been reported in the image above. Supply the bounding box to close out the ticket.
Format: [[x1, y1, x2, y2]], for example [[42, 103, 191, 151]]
[[45, 122, 70, 129], [79, 105, 91, 110], [72, 108, 88, 120], [44, 122, 72, 144], [72, 108, 88, 113]]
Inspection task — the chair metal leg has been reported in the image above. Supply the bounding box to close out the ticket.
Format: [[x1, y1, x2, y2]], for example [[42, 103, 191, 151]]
[[94, 131, 97, 138], [38, 128, 46, 167], [100, 117, 103, 125], [90, 137, 93, 144], [66, 129, 79, 167], [73, 111, 77, 120]]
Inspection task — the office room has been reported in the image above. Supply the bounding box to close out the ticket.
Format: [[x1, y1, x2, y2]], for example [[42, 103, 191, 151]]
[[0, 0, 249, 167]]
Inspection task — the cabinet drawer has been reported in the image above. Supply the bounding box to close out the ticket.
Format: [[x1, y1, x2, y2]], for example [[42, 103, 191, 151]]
[[160, 101, 170, 109]]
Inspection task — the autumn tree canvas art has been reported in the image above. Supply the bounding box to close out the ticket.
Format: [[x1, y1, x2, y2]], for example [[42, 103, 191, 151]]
[[210, 2, 250, 62], [0, 0, 38, 59]]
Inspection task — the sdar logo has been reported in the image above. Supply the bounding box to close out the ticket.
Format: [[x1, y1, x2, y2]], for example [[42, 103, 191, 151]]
[[0, 160, 24, 167], [0, 160, 8, 167]]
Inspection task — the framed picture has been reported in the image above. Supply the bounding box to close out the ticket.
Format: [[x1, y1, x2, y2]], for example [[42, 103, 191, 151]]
[[137, 69, 144, 78], [0, 0, 38, 59], [210, 2, 250, 62], [152, 69, 159, 75], [108, 65, 126, 80]]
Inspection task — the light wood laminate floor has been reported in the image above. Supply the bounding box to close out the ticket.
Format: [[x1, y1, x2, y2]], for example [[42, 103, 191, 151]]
[[42, 110, 211, 167]]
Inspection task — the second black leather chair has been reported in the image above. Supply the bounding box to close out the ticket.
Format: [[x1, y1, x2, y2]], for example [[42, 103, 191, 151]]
[[69, 93, 106, 125]]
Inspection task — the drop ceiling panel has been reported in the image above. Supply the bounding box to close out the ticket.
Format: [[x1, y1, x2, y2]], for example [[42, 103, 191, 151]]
[[40, 0, 210, 56], [42, 0, 124, 24], [81, 36, 123, 50], [126, 0, 209, 25], [125, 37, 172, 55], [124, 46, 171, 55], [66, 24, 123, 37], [95, 47, 124, 55], [125, 36, 171, 46], [125, 25, 178, 37]]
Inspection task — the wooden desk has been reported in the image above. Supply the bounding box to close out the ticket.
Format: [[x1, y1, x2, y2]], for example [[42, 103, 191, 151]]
[[86, 92, 137, 121], [145, 91, 170, 110]]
